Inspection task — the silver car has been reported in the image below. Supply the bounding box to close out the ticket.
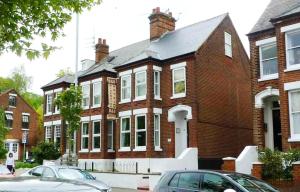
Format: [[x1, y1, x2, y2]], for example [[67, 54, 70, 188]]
[[21, 165, 111, 192]]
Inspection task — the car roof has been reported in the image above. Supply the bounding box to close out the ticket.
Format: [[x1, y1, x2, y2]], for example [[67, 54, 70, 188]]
[[164, 169, 252, 178]]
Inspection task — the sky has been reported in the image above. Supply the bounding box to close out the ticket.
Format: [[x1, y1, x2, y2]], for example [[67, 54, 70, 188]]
[[0, 0, 270, 95]]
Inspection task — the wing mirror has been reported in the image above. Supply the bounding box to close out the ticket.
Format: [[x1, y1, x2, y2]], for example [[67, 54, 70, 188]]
[[224, 189, 236, 192]]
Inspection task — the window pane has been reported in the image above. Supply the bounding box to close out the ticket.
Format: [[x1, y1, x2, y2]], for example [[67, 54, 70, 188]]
[[137, 131, 146, 146], [178, 173, 200, 190], [169, 174, 180, 187], [287, 30, 300, 48], [83, 123, 89, 135], [288, 47, 300, 65], [293, 113, 300, 134], [122, 118, 130, 131], [93, 83, 101, 95], [154, 72, 159, 83], [225, 44, 232, 57], [261, 44, 277, 60], [93, 121, 100, 134], [174, 69, 184, 81], [137, 116, 145, 130], [137, 84, 146, 97], [262, 58, 278, 75], [122, 87, 130, 99], [154, 131, 159, 147], [122, 76, 130, 87], [136, 72, 146, 84], [225, 32, 231, 45], [121, 132, 130, 147], [94, 96, 100, 105], [83, 138, 88, 149], [201, 173, 234, 192], [291, 91, 300, 112], [174, 81, 185, 94], [93, 136, 100, 149]]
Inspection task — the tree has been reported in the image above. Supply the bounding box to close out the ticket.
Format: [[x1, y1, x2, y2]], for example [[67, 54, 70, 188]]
[[55, 85, 82, 164], [10, 65, 32, 94], [0, 0, 101, 59], [56, 67, 74, 78], [0, 107, 8, 160], [32, 142, 61, 164]]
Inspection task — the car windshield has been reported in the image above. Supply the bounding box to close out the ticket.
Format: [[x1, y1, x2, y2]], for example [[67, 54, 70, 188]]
[[0, 165, 10, 174], [227, 174, 278, 192], [58, 168, 95, 180]]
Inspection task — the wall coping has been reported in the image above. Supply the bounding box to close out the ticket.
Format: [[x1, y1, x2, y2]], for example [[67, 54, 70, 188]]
[[292, 161, 300, 165], [222, 157, 236, 161], [252, 162, 264, 165]]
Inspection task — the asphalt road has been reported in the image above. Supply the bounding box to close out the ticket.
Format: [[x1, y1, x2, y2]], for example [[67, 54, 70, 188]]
[[112, 188, 138, 192]]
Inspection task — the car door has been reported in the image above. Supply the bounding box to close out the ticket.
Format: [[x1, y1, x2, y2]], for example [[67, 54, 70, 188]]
[[200, 173, 239, 192], [168, 172, 201, 192]]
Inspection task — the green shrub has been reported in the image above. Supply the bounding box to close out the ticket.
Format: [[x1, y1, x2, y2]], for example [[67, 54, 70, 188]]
[[15, 161, 39, 169], [259, 148, 300, 180], [32, 142, 60, 164], [0, 148, 7, 160]]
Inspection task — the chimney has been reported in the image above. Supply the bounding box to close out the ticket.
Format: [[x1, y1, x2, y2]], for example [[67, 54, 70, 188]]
[[149, 7, 176, 40], [95, 38, 109, 63]]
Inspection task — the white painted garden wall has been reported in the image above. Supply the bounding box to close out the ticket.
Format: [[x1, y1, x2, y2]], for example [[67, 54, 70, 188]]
[[235, 146, 258, 174]]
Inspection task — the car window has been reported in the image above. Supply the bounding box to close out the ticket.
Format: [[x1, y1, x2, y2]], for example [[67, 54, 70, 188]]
[[169, 173, 180, 187], [58, 168, 95, 180], [201, 173, 235, 192], [31, 167, 44, 176], [177, 172, 200, 190], [42, 167, 56, 178]]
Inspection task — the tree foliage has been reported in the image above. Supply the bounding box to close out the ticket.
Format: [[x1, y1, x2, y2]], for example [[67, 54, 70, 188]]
[[56, 67, 74, 78], [55, 85, 82, 159], [0, 108, 8, 159], [0, 0, 101, 59]]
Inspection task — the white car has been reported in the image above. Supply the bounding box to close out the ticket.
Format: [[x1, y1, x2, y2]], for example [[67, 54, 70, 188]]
[[21, 165, 111, 192]]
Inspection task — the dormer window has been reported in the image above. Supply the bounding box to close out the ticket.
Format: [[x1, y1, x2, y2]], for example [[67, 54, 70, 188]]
[[8, 94, 16, 107]]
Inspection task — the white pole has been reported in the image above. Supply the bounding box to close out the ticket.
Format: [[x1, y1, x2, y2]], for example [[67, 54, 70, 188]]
[[74, 13, 79, 86]]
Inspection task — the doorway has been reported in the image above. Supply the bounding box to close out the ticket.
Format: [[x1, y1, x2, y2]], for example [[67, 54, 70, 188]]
[[272, 108, 282, 151]]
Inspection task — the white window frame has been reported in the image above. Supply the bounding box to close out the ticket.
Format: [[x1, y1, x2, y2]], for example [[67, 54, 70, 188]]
[[54, 125, 61, 144], [80, 122, 89, 152], [91, 120, 101, 152], [134, 71, 147, 101], [46, 94, 53, 115], [224, 32, 232, 57], [171, 65, 186, 99], [154, 114, 161, 150], [285, 29, 300, 72], [92, 80, 102, 108], [107, 120, 114, 152], [54, 93, 60, 114], [258, 42, 278, 81], [45, 126, 52, 142], [119, 116, 131, 151], [154, 70, 161, 100], [82, 84, 90, 109], [134, 114, 147, 151], [120, 75, 131, 103], [288, 89, 300, 141]]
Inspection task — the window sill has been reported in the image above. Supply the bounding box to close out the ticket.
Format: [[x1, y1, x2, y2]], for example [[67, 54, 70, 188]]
[[154, 96, 162, 100], [91, 105, 101, 109], [21, 129, 29, 131], [8, 106, 16, 108], [79, 150, 89, 153], [284, 65, 300, 72], [258, 74, 279, 82], [82, 106, 90, 110], [107, 149, 115, 153], [44, 113, 53, 117], [171, 93, 186, 99], [90, 149, 101, 153], [118, 148, 131, 152], [133, 97, 146, 102], [119, 100, 131, 104], [155, 147, 163, 151], [133, 147, 146, 152], [288, 138, 300, 142], [53, 112, 60, 115]]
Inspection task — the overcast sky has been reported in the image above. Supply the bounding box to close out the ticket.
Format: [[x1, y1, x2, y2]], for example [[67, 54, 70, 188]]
[[0, 0, 270, 95]]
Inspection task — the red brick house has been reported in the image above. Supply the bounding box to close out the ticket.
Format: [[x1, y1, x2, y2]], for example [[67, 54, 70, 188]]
[[42, 8, 252, 171], [0, 89, 39, 160], [248, 0, 300, 151]]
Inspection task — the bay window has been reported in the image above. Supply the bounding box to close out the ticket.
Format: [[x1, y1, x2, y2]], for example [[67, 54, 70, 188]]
[[135, 71, 146, 100], [121, 75, 131, 102], [289, 90, 300, 139], [92, 121, 101, 151], [135, 115, 146, 149], [120, 117, 131, 149], [81, 122, 89, 151], [93, 81, 101, 107], [286, 29, 300, 68], [154, 70, 161, 99], [82, 84, 90, 109]]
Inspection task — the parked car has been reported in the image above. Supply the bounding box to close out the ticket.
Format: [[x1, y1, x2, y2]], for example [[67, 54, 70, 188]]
[[0, 177, 107, 192], [21, 165, 111, 192], [154, 170, 279, 192], [0, 164, 14, 178]]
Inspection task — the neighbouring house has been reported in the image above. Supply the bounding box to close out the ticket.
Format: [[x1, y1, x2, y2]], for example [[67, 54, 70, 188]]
[[0, 89, 39, 160], [41, 7, 252, 172], [248, 0, 300, 151]]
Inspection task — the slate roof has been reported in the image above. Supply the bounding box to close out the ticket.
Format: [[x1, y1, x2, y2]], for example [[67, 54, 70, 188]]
[[249, 0, 300, 34], [43, 13, 228, 88]]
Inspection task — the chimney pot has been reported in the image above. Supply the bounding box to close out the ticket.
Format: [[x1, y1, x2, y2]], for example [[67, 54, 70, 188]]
[[98, 38, 102, 44], [103, 39, 106, 45], [95, 37, 109, 63]]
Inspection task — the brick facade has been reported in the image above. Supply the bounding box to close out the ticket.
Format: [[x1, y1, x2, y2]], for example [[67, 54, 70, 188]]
[[249, 14, 300, 151], [42, 10, 252, 164], [0, 89, 39, 160]]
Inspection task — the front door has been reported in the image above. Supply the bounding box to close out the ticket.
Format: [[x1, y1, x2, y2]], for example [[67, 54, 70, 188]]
[[5, 142, 19, 160], [272, 109, 282, 151], [175, 112, 188, 157]]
